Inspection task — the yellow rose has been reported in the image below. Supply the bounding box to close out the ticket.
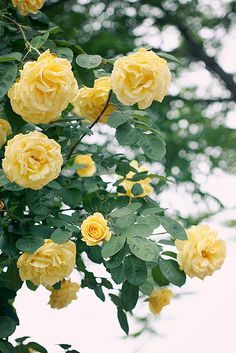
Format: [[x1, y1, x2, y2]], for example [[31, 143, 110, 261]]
[[0, 119, 12, 148], [2, 131, 63, 190], [119, 160, 153, 198], [175, 225, 226, 279], [49, 279, 80, 309], [74, 154, 96, 177], [149, 288, 174, 315], [12, 0, 44, 15], [81, 212, 111, 246], [8, 50, 78, 124], [17, 240, 76, 286], [111, 48, 171, 109], [73, 77, 114, 123]]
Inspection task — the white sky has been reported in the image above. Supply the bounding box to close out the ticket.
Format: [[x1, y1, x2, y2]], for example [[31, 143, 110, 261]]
[[11, 4, 236, 353]]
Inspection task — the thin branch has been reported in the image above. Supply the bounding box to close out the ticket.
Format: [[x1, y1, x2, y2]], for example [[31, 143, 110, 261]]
[[64, 90, 112, 164]]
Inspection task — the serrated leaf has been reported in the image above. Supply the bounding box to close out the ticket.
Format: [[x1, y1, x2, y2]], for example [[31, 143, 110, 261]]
[[157, 52, 181, 64], [101, 236, 126, 258], [0, 52, 22, 63], [51, 229, 72, 244], [127, 237, 160, 262], [16, 237, 44, 253], [138, 133, 166, 161], [131, 183, 143, 196], [108, 111, 129, 128], [26, 190, 54, 216], [159, 258, 186, 287], [160, 216, 187, 240], [30, 32, 49, 49], [116, 122, 138, 146], [121, 281, 139, 311], [0, 63, 18, 99], [117, 309, 129, 335], [57, 47, 73, 62], [116, 213, 136, 228], [152, 265, 169, 286], [0, 316, 16, 338], [124, 255, 147, 286]]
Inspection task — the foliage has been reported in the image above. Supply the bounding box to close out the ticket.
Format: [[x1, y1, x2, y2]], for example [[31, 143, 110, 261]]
[[0, 0, 232, 351]]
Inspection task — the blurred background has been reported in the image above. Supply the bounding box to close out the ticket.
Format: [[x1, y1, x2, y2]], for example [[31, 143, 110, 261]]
[[13, 0, 236, 352]]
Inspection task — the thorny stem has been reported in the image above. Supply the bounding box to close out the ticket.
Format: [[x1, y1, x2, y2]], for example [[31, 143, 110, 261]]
[[64, 90, 112, 165], [2, 15, 41, 60]]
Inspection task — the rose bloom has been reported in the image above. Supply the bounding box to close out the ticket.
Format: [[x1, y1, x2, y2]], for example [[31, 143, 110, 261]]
[[73, 77, 114, 123], [111, 48, 171, 109], [0, 119, 12, 148], [12, 0, 44, 15], [175, 225, 226, 279], [119, 160, 153, 198], [17, 240, 76, 287], [81, 212, 111, 246], [49, 279, 80, 309], [74, 154, 96, 177], [149, 288, 174, 315], [8, 50, 78, 124], [2, 131, 63, 190]]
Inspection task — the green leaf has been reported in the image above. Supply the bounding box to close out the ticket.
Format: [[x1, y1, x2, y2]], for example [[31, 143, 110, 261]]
[[0, 316, 16, 338], [108, 111, 129, 128], [157, 52, 181, 64], [160, 216, 187, 240], [141, 207, 163, 216], [116, 122, 138, 146], [106, 246, 127, 269], [109, 263, 125, 284], [76, 54, 102, 69], [117, 309, 129, 335], [61, 188, 82, 208], [127, 237, 160, 262], [138, 133, 166, 161], [58, 344, 71, 350], [131, 183, 143, 196], [159, 258, 186, 287], [139, 281, 154, 295], [56, 47, 73, 62], [30, 32, 49, 49], [16, 236, 44, 253], [26, 280, 38, 291], [152, 265, 169, 286], [26, 190, 54, 216], [162, 251, 177, 259], [51, 229, 72, 244], [0, 170, 10, 186], [0, 52, 22, 63], [121, 223, 153, 238], [121, 281, 139, 311], [116, 214, 136, 228], [0, 340, 15, 353], [0, 63, 18, 99], [124, 255, 147, 286], [101, 236, 126, 258], [110, 207, 132, 218]]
